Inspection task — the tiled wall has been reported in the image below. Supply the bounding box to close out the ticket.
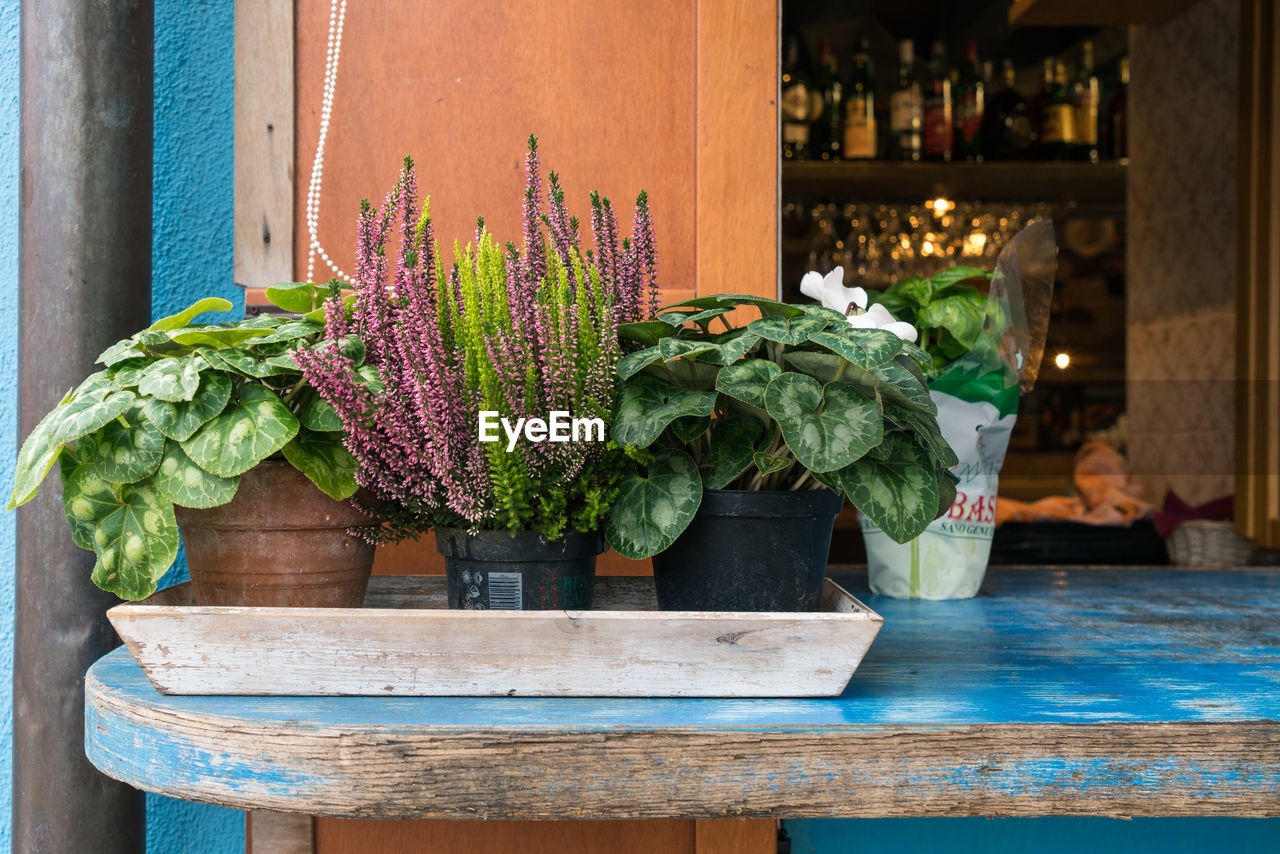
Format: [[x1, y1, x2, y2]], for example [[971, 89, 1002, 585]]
[[1127, 0, 1239, 507]]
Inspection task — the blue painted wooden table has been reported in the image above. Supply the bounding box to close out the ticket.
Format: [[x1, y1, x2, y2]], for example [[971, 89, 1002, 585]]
[[85, 568, 1280, 819]]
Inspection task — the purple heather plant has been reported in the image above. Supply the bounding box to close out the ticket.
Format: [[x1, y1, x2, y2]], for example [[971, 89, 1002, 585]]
[[296, 136, 659, 542]]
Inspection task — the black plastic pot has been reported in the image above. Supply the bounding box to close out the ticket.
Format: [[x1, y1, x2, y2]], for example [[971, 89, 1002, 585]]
[[652, 489, 845, 612], [435, 528, 603, 610]]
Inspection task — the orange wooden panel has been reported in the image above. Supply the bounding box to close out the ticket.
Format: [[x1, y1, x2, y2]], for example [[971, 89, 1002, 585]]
[[695, 0, 779, 300], [294, 0, 696, 294], [694, 819, 776, 854], [314, 818, 696, 854]]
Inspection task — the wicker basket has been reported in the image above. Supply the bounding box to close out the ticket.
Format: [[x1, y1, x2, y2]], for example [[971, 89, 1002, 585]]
[[1165, 519, 1254, 566]]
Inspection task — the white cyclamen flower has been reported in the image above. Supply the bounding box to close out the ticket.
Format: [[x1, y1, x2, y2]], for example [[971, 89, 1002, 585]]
[[799, 267, 867, 314], [798, 267, 918, 343], [846, 302, 919, 343]]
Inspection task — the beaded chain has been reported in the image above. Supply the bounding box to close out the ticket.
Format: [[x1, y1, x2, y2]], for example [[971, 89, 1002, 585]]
[[305, 0, 350, 284]]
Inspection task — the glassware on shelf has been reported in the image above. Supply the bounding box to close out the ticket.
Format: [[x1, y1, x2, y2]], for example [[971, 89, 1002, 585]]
[[806, 204, 845, 277]]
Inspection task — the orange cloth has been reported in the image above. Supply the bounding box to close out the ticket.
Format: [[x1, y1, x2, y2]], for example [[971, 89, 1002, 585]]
[[996, 441, 1154, 527]]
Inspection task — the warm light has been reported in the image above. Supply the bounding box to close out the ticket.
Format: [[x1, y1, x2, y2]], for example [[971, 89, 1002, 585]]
[[929, 197, 954, 217], [1054, 352, 1071, 369]]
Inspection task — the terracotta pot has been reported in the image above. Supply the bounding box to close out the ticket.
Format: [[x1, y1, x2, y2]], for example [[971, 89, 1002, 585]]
[[174, 461, 376, 607]]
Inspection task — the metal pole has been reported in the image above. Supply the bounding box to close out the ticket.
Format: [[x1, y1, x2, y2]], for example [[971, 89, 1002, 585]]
[[15, 1, 153, 851]]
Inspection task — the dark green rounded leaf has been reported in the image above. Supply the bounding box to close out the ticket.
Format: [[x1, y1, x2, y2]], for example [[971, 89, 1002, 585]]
[[834, 431, 938, 544], [671, 415, 711, 444], [153, 441, 240, 508], [702, 328, 762, 366], [618, 320, 677, 347], [138, 356, 203, 402], [89, 480, 179, 601], [143, 371, 233, 442], [617, 345, 663, 380], [299, 393, 343, 432], [753, 451, 790, 476], [715, 358, 781, 408], [713, 294, 805, 318], [280, 426, 359, 500], [181, 384, 300, 477], [612, 373, 717, 449], [90, 404, 166, 484], [658, 336, 718, 363], [763, 373, 883, 474], [702, 415, 764, 489], [658, 306, 732, 329], [605, 449, 703, 560]]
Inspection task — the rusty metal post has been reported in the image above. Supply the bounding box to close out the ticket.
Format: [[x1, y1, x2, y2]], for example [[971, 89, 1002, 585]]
[[14, 0, 152, 850]]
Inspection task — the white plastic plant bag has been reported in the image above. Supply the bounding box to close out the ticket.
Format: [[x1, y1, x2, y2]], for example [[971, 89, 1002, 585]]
[[860, 221, 1057, 599]]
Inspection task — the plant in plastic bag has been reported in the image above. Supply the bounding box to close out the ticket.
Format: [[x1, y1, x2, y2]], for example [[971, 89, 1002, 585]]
[[605, 293, 958, 559]]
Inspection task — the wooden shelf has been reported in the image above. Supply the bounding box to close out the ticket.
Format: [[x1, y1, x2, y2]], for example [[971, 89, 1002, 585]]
[[1009, 0, 1200, 27], [782, 160, 1126, 207]]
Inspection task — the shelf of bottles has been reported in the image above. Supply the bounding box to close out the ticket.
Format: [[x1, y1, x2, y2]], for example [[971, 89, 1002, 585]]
[[780, 33, 1128, 206]]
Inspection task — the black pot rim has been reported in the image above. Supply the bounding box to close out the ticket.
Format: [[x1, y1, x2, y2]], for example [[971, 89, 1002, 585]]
[[435, 526, 604, 561], [695, 487, 844, 519]]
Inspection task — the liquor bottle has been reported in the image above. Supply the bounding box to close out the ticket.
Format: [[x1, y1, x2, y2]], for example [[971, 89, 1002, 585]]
[[888, 39, 923, 161], [1073, 41, 1100, 163], [953, 38, 985, 161], [843, 40, 877, 160], [1029, 57, 1054, 158], [1039, 61, 1075, 160], [983, 59, 1033, 161], [923, 40, 953, 162], [812, 40, 843, 160], [781, 35, 812, 160], [1106, 56, 1129, 161]]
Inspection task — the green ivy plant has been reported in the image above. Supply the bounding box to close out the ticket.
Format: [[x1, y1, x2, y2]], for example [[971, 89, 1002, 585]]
[[868, 266, 1002, 378], [7, 283, 363, 601], [604, 294, 959, 559]]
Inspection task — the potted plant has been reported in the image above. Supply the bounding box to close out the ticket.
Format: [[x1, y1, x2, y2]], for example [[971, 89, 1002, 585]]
[[296, 138, 657, 611], [854, 219, 1056, 599], [604, 290, 957, 611], [7, 286, 376, 606]]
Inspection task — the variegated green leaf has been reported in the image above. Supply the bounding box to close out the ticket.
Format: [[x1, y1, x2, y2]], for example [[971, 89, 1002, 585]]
[[299, 393, 342, 432], [153, 441, 240, 508], [60, 456, 123, 549], [200, 347, 290, 378], [617, 345, 663, 380], [181, 384, 299, 477], [51, 389, 136, 445], [747, 315, 827, 345], [605, 449, 702, 560], [612, 373, 717, 449], [111, 358, 151, 388], [8, 392, 73, 509], [671, 415, 711, 444], [142, 371, 232, 442], [715, 358, 781, 408], [834, 431, 938, 543], [96, 338, 146, 366], [870, 357, 935, 414], [90, 404, 166, 483], [701, 328, 762, 366], [658, 336, 718, 363], [658, 306, 732, 329], [149, 297, 234, 331], [763, 373, 882, 474], [281, 426, 359, 500], [807, 325, 903, 368], [701, 415, 763, 489], [714, 294, 806, 318], [784, 350, 936, 416], [88, 480, 179, 601], [137, 356, 203, 402], [883, 402, 959, 469], [167, 326, 275, 348], [753, 451, 790, 476], [246, 319, 324, 346]]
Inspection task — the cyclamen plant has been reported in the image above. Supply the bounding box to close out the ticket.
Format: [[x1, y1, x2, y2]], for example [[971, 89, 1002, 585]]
[[297, 137, 658, 542]]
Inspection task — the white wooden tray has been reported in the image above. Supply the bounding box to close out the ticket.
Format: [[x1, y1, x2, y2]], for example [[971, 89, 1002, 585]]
[[107, 576, 883, 698]]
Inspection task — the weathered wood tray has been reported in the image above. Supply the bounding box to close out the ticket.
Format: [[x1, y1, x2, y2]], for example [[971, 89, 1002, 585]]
[[107, 575, 882, 698]]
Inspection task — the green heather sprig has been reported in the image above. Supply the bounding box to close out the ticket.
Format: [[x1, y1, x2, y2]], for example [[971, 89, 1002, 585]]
[[298, 138, 658, 542]]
